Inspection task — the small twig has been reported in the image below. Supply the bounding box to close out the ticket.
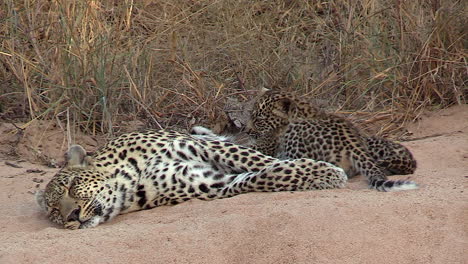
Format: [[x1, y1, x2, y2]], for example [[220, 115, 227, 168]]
[[5, 161, 22, 168], [10, 122, 25, 131], [26, 169, 44, 173], [235, 72, 245, 90], [406, 131, 462, 142]]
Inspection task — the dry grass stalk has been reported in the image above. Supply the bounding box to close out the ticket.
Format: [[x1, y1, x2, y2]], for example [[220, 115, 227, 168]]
[[0, 0, 465, 137]]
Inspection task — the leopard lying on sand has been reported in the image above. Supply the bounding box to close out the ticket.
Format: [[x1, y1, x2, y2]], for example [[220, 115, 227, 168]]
[[37, 129, 347, 229]]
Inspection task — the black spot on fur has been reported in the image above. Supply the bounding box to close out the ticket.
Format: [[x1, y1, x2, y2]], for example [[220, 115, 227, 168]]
[[384, 181, 394, 188], [229, 147, 238, 153], [199, 183, 210, 193], [188, 145, 198, 157], [250, 176, 257, 183], [210, 182, 225, 189], [272, 167, 283, 173], [203, 171, 213, 178], [179, 180, 187, 189], [213, 173, 224, 180], [118, 149, 127, 160], [136, 189, 147, 207], [177, 151, 189, 160], [179, 142, 186, 149], [128, 157, 141, 174]]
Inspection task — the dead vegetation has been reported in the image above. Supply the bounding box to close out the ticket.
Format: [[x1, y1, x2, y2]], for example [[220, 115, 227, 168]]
[[0, 0, 466, 139]]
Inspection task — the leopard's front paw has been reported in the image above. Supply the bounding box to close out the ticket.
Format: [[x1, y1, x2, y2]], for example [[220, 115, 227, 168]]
[[64, 221, 81, 230]]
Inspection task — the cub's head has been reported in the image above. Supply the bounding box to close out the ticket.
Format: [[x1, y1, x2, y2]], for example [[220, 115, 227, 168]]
[[246, 89, 322, 139], [245, 89, 298, 139], [36, 145, 104, 229]]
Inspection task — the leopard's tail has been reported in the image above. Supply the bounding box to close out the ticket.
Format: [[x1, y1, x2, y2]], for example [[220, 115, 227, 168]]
[[352, 152, 418, 192], [370, 178, 418, 192]]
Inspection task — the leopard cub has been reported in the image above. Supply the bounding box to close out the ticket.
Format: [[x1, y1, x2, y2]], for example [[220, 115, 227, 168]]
[[245, 89, 417, 192]]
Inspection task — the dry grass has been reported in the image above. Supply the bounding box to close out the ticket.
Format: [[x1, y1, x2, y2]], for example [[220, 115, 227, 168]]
[[0, 0, 466, 138]]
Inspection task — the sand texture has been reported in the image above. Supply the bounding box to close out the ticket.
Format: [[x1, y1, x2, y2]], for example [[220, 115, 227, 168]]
[[0, 105, 467, 264]]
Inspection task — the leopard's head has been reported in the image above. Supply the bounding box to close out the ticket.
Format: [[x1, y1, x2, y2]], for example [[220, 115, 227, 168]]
[[245, 89, 300, 139], [36, 145, 106, 229], [246, 90, 290, 139]]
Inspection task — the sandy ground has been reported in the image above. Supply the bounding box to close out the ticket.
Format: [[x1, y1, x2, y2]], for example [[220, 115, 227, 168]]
[[0, 105, 467, 264]]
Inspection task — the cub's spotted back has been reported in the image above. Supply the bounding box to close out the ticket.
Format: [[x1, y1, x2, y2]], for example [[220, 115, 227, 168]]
[[245, 90, 418, 192]]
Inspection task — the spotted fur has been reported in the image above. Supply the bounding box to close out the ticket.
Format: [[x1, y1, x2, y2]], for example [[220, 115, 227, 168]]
[[37, 129, 347, 229], [245, 90, 418, 192]]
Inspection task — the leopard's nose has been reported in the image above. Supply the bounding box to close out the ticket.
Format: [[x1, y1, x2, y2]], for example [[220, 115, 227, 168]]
[[66, 208, 81, 222]]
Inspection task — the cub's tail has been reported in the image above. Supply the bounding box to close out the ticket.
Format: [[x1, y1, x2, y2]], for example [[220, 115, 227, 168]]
[[370, 178, 418, 192]]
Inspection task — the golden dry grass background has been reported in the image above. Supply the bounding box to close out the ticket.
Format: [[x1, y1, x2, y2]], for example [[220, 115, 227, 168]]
[[0, 0, 466, 137]]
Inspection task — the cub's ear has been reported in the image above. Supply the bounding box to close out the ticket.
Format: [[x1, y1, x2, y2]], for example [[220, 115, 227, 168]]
[[272, 97, 294, 118], [278, 98, 292, 113], [35, 189, 47, 211], [66, 145, 93, 169]]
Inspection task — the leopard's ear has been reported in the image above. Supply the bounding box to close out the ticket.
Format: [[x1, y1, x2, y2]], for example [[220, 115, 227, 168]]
[[273, 97, 294, 118], [278, 97, 292, 113], [66, 145, 93, 169]]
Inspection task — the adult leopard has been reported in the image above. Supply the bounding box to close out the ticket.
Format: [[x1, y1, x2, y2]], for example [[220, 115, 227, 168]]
[[36, 129, 347, 229]]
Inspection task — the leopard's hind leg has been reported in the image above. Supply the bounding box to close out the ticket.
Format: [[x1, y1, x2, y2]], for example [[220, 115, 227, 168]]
[[216, 159, 347, 198]]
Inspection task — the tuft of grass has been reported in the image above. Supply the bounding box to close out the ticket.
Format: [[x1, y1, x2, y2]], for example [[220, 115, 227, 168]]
[[0, 0, 466, 138]]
